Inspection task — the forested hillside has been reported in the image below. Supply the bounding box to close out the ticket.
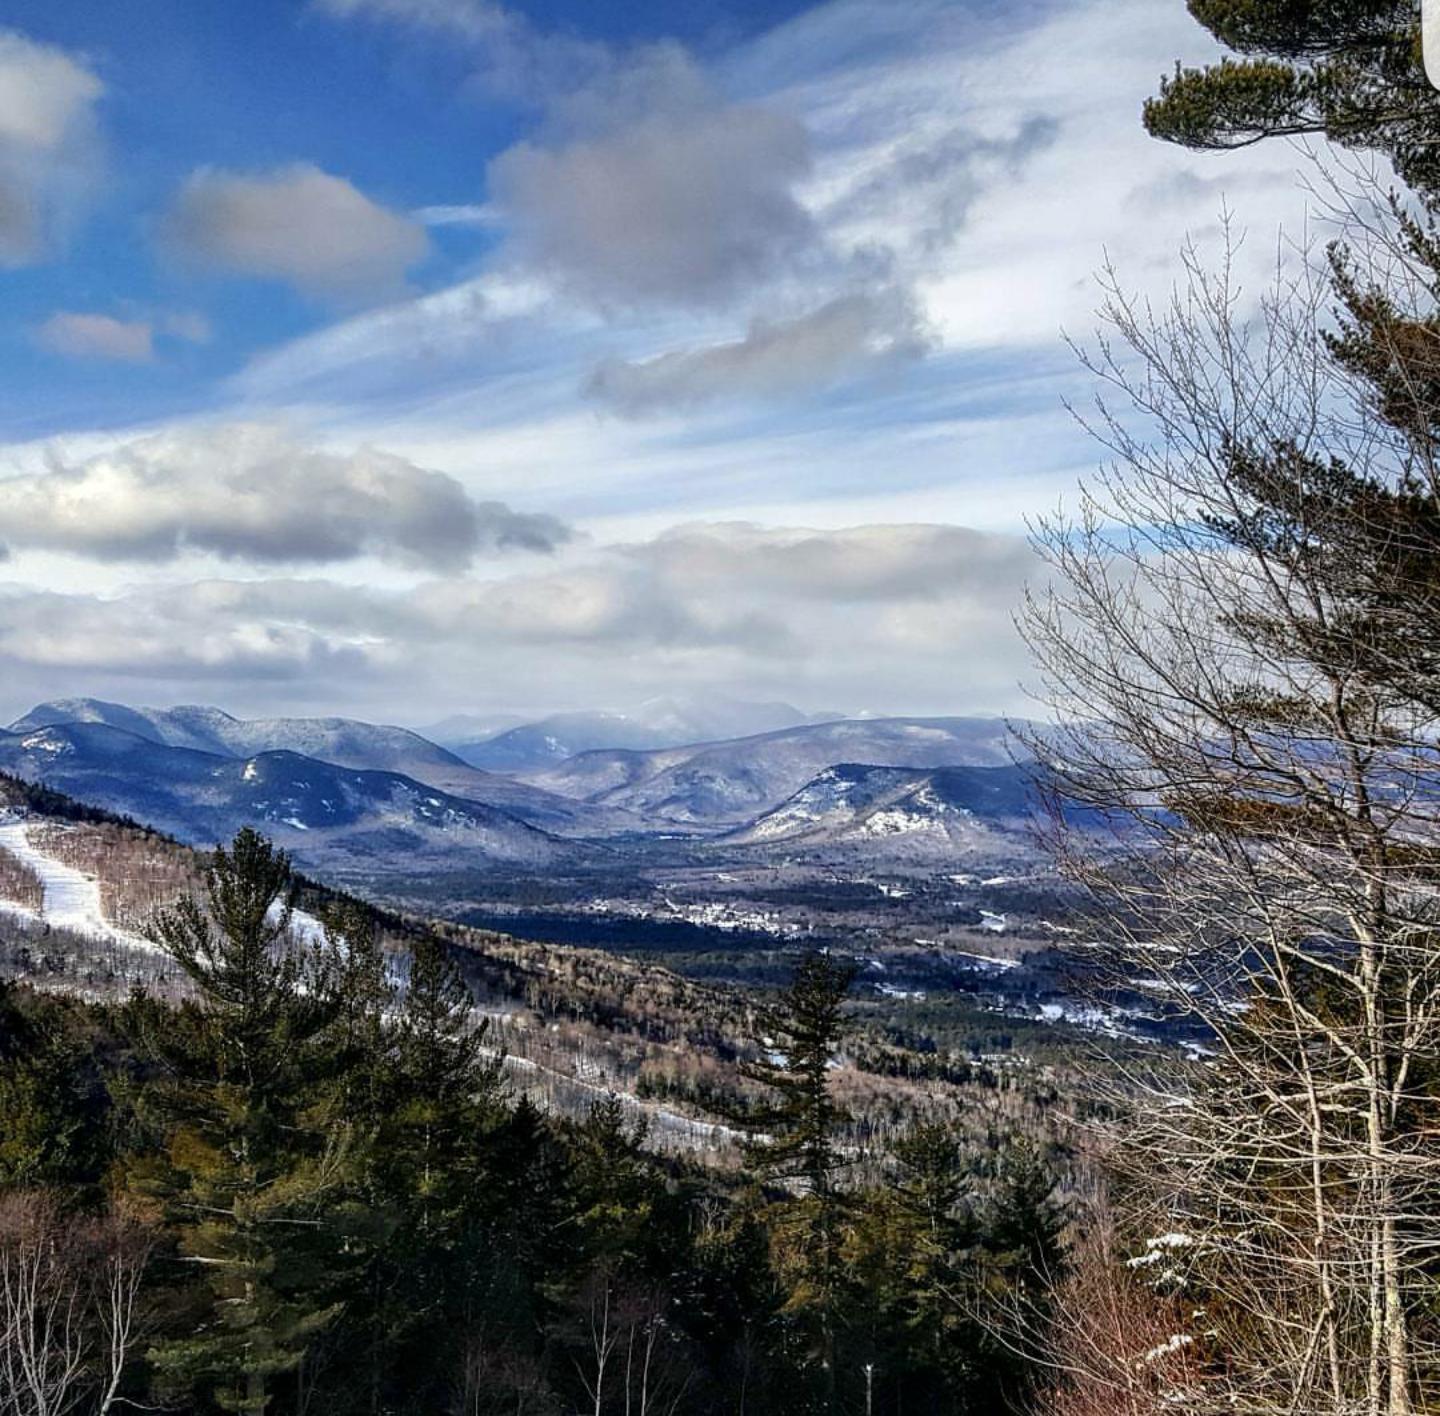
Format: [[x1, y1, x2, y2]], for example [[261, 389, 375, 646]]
[[0, 815, 1073, 1414], [0, 765, 1088, 1412]]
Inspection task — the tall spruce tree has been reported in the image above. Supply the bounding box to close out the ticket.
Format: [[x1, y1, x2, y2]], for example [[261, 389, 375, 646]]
[[741, 950, 855, 1413], [385, 934, 505, 1240], [132, 828, 350, 1415], [742, 952, 855, 1199], [355, 934, 508, 1408]]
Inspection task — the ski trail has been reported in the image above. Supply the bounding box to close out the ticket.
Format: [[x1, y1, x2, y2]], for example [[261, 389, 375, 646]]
[[0, 819, 153, 949]]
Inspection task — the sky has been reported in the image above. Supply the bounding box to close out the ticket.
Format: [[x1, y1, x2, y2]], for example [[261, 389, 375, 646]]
[[0, 0, 1314, 728]]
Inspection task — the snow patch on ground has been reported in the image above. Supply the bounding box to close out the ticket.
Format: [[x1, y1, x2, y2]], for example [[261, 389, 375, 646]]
[[0, 819, 154, 951]]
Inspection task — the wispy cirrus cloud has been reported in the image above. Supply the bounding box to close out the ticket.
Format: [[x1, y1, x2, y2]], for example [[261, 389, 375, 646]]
[[586, 288, 932, 415]]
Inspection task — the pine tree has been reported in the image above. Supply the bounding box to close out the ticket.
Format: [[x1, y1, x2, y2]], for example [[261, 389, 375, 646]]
[[983, 1145, 1066, 1288], [890, 1124, 975, 1337], [1141, 1, 1440, 199], [131, 828, 350, 1415], [324, 899, 393, 1136], [741, 952, 855, 1201], [355, 933, 509, 1408], [741, 951, 856, 1413], [385, 934, 505, 1240]]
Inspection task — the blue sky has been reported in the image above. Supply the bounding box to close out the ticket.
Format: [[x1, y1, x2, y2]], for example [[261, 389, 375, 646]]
[[0, 0, 1309, 725]]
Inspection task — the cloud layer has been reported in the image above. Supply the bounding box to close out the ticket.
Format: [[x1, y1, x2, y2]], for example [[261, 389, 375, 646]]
[[165, 163, 429, 299], [0, 521, 1039, 719], [0, 0, 1323, 725], [0, 425, 569, 568], [489, 48, 815, 311]]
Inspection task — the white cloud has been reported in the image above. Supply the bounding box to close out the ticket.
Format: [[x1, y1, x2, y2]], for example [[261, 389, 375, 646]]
[[488, 47, 816, 311], [623, 522, 1032, 603], [0, 29, 103, 265], [258, 0, 1301, 440], [5, 0, 1337, 723], [164, 163, 430, 299], [35, 312, 153, 363], [0, 424, 569, 569]]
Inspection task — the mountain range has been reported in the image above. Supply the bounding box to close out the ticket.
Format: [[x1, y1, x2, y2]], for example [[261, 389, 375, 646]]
[[3, 698, 1036, 873], [9, 698, 602, 832], [527, 716, 1020, 827], [0, 722, 566, 868]]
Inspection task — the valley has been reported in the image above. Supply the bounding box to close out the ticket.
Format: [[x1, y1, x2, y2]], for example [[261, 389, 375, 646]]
[[0, 696, 1184, 1059]]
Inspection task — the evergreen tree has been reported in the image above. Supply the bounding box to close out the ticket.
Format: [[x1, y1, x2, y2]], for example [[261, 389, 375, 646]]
[[324, 899, 393, 1136], [570, 1093, 656, 1266], [741, 952, 855, 1201], [0, 983, 104, 1187], [1142, 1, 1440, 199], [983, 1145, 1066, 1288], [841, 1126, 994, 1414], [890, 1124, 977, 1350], [385, 934, 505, 1241], [741, 951, 856, 1413], [341, 934, 504, 1410], [131, 827, 350, 1414]]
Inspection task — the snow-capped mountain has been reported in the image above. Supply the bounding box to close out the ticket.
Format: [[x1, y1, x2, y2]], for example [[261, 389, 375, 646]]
[[530, 717, 1026, 827], [2, 701, 1039, 864], [14, 696, 483, 772], [0, 722, 569, 869], [442, 695, 841, 772], [9, 698, 594, 832], [724, 763, 1036, 853]]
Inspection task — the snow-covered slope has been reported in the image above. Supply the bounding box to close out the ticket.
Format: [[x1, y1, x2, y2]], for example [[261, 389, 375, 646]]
[[724, 763, 1036, 853], [0, 819, 151, 947]]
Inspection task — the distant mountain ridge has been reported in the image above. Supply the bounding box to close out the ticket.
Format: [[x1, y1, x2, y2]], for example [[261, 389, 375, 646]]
[[0, 722, 567, 869], [529, 716, 1025, 827], [725, 762, 1037, 850], [14, 696, 489, 773], [10, 698, 599, 832], [442, 696, 843, 772], [5, 699, 1033, 866]]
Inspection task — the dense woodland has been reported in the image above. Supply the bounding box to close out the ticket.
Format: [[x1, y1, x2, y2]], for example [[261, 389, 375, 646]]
[[0, 827, 1068, 1415]]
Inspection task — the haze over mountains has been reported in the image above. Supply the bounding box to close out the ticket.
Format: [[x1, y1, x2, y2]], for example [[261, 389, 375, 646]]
[[434, 696, 845, 773], [2, 697, 1037, 875]]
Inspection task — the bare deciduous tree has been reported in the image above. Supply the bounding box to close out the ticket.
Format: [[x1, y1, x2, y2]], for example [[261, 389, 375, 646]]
[[0, 1190, 153, 1416], [1023, 185, 1440, 1414]]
